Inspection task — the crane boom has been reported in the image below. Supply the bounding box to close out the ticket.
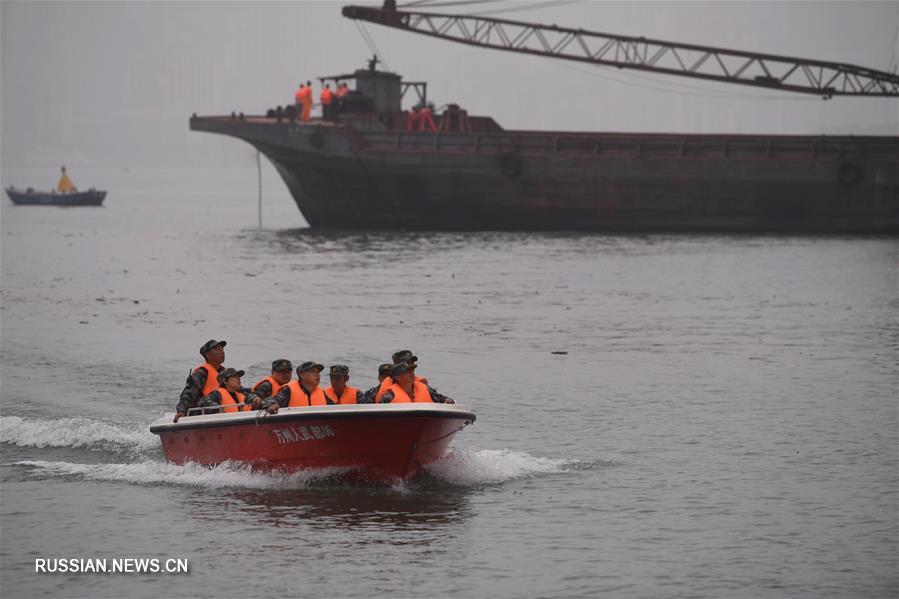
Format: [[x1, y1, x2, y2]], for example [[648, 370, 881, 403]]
[[342, 3, 899, 98]]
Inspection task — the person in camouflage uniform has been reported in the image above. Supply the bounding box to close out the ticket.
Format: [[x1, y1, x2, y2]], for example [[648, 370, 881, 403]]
[[199, 368, 271, 414], [370, 349, 435, 404], [323, 364, 362, 404], [378, 362, 454, 404], [262, 361, 327, 411], [174, 340, 226, 422], [360, 363, 394, 404], [252, 359, 293, 401], [173, 340, 261, 421]]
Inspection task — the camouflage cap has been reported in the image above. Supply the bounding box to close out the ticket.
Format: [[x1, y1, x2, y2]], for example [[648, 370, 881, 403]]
[[391, 362, 416, 377], [378, 363, 394, 376], [217, 367, 244, 385], [391, 350, 418, 365], [329, 364, 350, 377], [200, 339, 226, 357], [296, 361, 324, 374], [271, 359, 293, 373]]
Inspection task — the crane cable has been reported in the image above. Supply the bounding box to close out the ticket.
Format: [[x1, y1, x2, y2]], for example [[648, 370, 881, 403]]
[[551, 57, 821, 102], [890, 8, 899, 74], [468, 0, 586, 17], [400, 0, 582, 12], [400, 0, 504, 7], [354, 20, 391, 72]]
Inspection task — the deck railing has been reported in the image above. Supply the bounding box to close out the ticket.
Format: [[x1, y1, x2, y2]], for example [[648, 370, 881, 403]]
[[354, 129, 899, 161]]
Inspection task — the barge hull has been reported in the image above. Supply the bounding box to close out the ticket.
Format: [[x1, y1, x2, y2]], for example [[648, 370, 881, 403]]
[[192, 116, 899, 233]]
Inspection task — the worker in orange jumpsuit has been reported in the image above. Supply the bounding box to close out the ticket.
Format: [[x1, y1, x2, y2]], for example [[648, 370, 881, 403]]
[[334, 83, 350, 117], [294, 83, 305, 117], [418, 104, 437, 132], [301, 80, 313, 122], [407, 106, 420, 131], [320, 84, 334, 119]]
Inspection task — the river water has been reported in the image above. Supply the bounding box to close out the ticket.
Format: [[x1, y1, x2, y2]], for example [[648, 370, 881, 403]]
[[1, 167, 897, 598]]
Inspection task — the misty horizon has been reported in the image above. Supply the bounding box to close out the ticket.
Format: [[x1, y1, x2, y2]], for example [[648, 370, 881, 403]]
[[2, 0, 898, 172]]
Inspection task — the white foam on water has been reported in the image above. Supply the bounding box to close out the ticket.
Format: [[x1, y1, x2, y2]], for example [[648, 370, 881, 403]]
[[9, 448, 579, 491], [425, 448, 577, 485], [4, 419, 581, 490], [0, 416, 158, 453], [13, 459, 348, 490]]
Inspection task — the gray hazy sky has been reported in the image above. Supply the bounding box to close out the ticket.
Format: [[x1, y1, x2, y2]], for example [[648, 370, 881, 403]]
[[2, 0, 898, 169]]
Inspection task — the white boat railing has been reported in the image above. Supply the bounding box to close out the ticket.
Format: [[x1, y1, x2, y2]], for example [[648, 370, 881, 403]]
[[186, 402, 254, 415], [176, 402, 473, 420]]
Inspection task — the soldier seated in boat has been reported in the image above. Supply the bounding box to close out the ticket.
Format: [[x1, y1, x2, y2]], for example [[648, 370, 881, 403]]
[[372, 349, 430, 403], [361, 363, 394, 403], [262, 361, 327, 413], [199, 368, 269, 414], [379, 362, 455, 404], [323, 364, 361, 404], [174, 339, 227, 422], [252, 359, 293, 401], [378, 362, 455, 404]]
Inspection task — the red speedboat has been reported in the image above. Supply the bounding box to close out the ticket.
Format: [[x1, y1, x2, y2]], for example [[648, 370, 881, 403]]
[[149, 403, 476, 481]]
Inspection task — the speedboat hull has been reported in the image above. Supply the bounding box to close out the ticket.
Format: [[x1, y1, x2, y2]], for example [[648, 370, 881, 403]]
[[149, 404, 476, 481]]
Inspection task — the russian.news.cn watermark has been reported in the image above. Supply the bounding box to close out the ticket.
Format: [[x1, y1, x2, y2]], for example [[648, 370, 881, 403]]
[[35, 557, 189, 575]]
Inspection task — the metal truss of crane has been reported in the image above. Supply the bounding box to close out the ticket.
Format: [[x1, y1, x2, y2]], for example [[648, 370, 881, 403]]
[[342, 4, 899, 98]]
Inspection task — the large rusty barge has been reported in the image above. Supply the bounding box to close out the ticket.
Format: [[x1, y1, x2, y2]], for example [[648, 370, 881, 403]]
[[190, 4, 899, 233], [191, 88, 898, 233]]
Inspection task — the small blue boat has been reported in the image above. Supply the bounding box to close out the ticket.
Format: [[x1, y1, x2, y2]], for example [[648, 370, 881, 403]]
[[5, 166, 106, 206]]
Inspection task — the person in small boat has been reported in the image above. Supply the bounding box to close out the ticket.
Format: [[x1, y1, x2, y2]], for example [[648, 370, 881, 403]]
[[252, 359, 293, 400], [57, 166, 77, 193], [378, 362, 454, 404], [323, 364, 361, 404], [263, 361, 327, 412], [361, 363, 394, 403], [198, 368, 262, 414], [372, 349, 430, 403], [174, 339, 227, 422]]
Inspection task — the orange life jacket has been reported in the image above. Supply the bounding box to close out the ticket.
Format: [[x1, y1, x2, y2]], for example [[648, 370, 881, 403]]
[[295, 88, 304, 104], [214, 388, 248, 413], [323, 386, 360, 405], [253, 376, 284, 398], [300, 86, 313, 103], [195, 363, 221, 397], [383, 381, 433, 403], [336, 86, 349, 98], [320, 88, 333, 105], [283, 380, 327, 407], [374, 375, 426, 402]]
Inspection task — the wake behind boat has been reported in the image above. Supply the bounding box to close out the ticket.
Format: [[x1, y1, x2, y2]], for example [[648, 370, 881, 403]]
[[150, 403, 476, 481], [5, 166, 106, 206]]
